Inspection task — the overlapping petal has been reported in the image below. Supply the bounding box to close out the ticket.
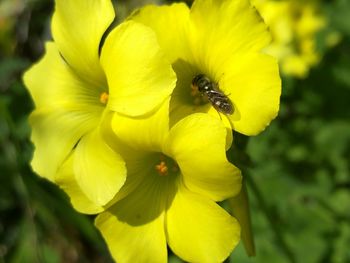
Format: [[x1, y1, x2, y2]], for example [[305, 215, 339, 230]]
[[188, 0, 271, 70], [23, 42, 105, 110], [24, 43, 102, 181], [100, 21, 176, 117], [100, 113, 157, 205], [95, 172, 171, 263], [163, 113, 242, 201], [166, 184, 240, 263], [130, 3, 191, 63], [98, 107, 242, 263], [29, 108, 98, 181], [131, 0, 281, 136], [111, 98, 170, 152], [51, 0, 114, 86], [56, 153, 104, 215], [74, 129, 126, 206]]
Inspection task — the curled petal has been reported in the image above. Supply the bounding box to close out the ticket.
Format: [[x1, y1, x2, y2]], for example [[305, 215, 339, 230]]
[[74, 129, 126, 206], [56, 153, 104, 214]]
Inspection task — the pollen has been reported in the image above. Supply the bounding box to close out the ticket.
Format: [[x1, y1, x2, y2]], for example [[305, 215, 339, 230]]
[[100, 92, 109, 104], [155, 161, 168, 176]]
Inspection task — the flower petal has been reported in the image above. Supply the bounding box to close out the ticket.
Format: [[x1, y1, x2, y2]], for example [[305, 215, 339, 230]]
[[166, 184, 240, 263], [130, 3, 191, 63], [100, 21, 176, 117], [23, 42, 103, 181], [51, 0, 114, 86], [56, 152, 104, 214], [74, 129, 126, 206], [111, 98, 170, 152], [100, 112, 153, 205], [23, 42, 104, 111], [164, 113, 242, 201], [220, 53, 281, 135], [29, 107, 98, 181], [188, 0, 270, 71], [95, 171, 170, 263]]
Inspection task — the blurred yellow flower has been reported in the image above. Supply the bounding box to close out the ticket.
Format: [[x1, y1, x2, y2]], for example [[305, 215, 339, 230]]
[[131, 0, 281, 136], [253, 0, 327, 78], [23, 0, 176, 208]]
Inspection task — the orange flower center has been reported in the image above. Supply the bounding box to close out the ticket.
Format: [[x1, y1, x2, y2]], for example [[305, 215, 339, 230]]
[[155, 161, 168, 176], [100, 92, 109, 104], [155, 155, 179, 176]]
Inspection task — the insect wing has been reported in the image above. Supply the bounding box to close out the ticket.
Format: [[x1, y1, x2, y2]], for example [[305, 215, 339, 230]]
[[206, 90, 234, 114]]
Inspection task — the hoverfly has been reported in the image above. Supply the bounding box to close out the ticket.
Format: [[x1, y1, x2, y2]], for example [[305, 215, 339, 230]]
[[191, 74, 234, 115]]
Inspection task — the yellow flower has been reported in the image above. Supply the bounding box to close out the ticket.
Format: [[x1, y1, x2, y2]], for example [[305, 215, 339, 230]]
[[58, 100, 242, 262], [131, 0, 281, 136], [23, 0, 176, 207], [253, 0, 327, 78]]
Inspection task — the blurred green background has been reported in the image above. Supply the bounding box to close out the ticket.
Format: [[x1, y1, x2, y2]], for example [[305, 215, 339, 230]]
[[0, 0, 349, 262]]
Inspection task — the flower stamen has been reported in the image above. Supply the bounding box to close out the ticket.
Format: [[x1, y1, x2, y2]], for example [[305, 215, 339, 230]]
[[155, 155, 179, 177], [100, 92, 109, 104], [155, 161, 168, 176]]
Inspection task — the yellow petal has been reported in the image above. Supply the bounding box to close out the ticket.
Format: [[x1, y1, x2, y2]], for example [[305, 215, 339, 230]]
[[130, 3, 191, 63], [164, 113, 242, 201], [23, 42, 103, 181], [100, 21, 176, 117], [166, 184, 241, 263], [111, 98, 170, 152], [29, 107, 98, 181], [51, 0, 114, 86], [95, 172, 169, 263], [206, 107, 234, 150], [74, 129, 126, 206], [100, 112, 152, 204], [56, 152, 104, 215], [168, 58, 209, 127], [188, 0, 271, 72], [23, 42, 104, 112], [221, 53, 281, 135]]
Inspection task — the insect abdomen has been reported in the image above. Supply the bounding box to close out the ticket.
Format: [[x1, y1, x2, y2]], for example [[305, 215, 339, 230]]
[[206, 90, 234, 115], [192, 74, 234, 115]]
